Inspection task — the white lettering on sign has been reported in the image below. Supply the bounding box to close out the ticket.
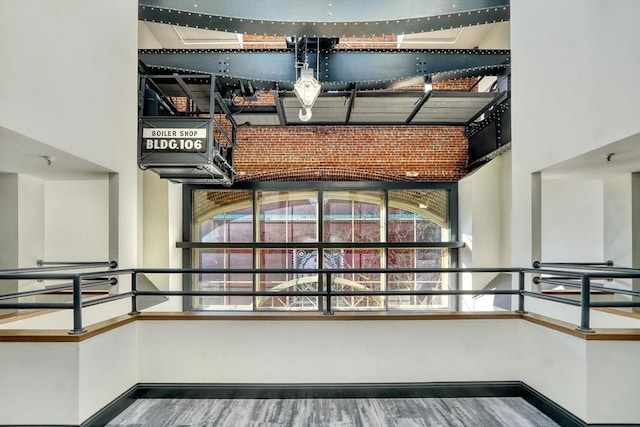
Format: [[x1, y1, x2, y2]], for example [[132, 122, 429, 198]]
[[145, 139, 204, 150], [142, 128, 206, 138], [141, 128, 207, 152]]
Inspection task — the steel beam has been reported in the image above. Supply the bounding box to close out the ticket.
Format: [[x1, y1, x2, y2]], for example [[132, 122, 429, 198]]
[[139, 0, 509, 37], [139, 49, 510, 91]]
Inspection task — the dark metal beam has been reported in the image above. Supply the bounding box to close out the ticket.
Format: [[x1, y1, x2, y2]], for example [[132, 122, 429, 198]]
[[406, 87, 433, 125], [174, 74, 204, 112], [139, 49, 510, 91], [273, 91, 287, 126], [139, 0, 509, 37], [345, 85, 357, 124]]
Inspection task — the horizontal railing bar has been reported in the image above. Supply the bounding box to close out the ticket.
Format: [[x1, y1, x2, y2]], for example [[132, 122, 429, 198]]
[[177, 242, 466, 249], [78, 269, 136, 279], [37, 260, 118, 268], [533, 260, 614, 268], [590, 301, 640, 308], [535, 278, 640, 298], [135, 289, 520, 297], [0, 261, 116, 274], [0, 278, 117, 301], [81, 292, 133, 308], [0, 273, 80, 280], [0, 302, 73, 309], [134, 267, 524, 274], [522, 290, 582, 306]]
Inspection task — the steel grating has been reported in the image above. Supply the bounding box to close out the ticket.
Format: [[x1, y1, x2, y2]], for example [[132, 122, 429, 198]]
[[282, 96, 350, 124], [350, 94, 422, 124], [411, 92, 498, 124]]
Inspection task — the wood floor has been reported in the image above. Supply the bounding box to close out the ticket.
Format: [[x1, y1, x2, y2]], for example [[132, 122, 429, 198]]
[[106, 396, 560, 426]]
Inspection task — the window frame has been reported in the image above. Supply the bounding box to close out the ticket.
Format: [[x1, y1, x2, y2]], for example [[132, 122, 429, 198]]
[[182, 181, 459, 312]]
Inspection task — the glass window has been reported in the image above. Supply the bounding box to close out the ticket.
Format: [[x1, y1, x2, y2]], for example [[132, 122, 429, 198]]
[[194, 249, 253, 310], [257, 249, 318, 311], [388, 248, 450, 310], [259, 191, 318, 243], [190, 186, 454, 313], [325, 248, 384, 311], [194, 190, 253, 242], [323, 191, 382, 242]]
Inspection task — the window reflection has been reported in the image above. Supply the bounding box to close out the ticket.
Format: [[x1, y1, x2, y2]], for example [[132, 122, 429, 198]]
[[192, 188, 451, 312]]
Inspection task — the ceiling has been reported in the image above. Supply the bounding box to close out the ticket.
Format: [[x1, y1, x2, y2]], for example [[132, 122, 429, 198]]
[[0, 127, 112, 180], [137, 1, 512, 127], [140, 20, 503, 51]]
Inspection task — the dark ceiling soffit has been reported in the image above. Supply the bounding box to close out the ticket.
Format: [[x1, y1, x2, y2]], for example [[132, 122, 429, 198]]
[[139, 49, 510, 91], [139, 0, 509, 37], [227, 93, 498, 127]]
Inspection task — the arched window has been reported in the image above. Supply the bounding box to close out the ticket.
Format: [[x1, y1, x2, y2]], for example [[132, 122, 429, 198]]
[[187, 184, 457, 312]]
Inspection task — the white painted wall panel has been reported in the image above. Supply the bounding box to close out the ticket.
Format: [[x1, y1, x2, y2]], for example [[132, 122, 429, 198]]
[[0, 342, 80, 425], [137, 320, 520, 383]]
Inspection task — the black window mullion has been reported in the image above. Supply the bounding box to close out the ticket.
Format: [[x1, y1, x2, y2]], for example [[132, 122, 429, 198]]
[[317, 189, 324, 313], [252, 189, 258, 311]]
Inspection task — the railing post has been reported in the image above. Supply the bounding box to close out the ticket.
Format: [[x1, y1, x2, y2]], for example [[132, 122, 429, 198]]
[[577, 274, 594, 333], [69, 275, 86, 335], [130, 271, 140, 315], [324, 272, 333, 315], [516, 271, 527, 314]]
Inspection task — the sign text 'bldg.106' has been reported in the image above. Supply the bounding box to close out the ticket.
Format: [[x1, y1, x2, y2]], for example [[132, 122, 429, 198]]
[[142, 128, 207, 152]]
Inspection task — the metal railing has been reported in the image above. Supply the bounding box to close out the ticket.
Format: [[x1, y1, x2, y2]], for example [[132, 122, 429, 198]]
[[1, 264, 639, 335]]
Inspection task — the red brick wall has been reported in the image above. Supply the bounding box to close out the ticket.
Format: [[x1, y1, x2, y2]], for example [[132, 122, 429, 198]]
[[234, 125, 467, 182]]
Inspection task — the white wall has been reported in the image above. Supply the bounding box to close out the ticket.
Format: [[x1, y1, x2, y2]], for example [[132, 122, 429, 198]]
[[78, 323, 138, 422], [0, 174, 19, 270], [541, 178, 604, 263], [0, 342, 80, 425], [587, 340, 640, 423], [517, 320, 588, 420], [458, 153, 511, 310], [3, 318, 638, 424], [45, 179, 110, 262], [0, 0, 139, 267], [510, 0, 640, 267], [137, 319, 520, 384]]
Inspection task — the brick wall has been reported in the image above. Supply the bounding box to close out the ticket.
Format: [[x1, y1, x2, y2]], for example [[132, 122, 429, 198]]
[[233, 125, 467, 182], [168, 42, 473, 184]]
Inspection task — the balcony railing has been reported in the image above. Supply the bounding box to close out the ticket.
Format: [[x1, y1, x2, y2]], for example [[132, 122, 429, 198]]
[[1, 263, 640, 335]]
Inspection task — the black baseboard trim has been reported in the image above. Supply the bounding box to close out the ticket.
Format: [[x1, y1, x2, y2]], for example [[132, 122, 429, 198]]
[[519, 382, 587, 427], [136, 380, 523, 400], [85, 381, 596, 427], [80, 384, 138, 427]]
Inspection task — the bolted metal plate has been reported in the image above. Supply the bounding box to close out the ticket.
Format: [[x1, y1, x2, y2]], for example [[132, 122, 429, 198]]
[[139, 0, 509, 38], [140, 49, 510, 90]]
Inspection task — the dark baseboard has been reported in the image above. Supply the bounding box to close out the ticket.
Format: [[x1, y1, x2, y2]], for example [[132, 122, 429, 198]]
[[136, 380, 523, 400], [519, 382, 587, 427], [80, 384, 138, 427], [84, 381, 597, 427]]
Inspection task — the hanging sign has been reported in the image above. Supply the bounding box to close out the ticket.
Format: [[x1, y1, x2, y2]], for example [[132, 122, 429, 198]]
[[141, 127, 207, 153]]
